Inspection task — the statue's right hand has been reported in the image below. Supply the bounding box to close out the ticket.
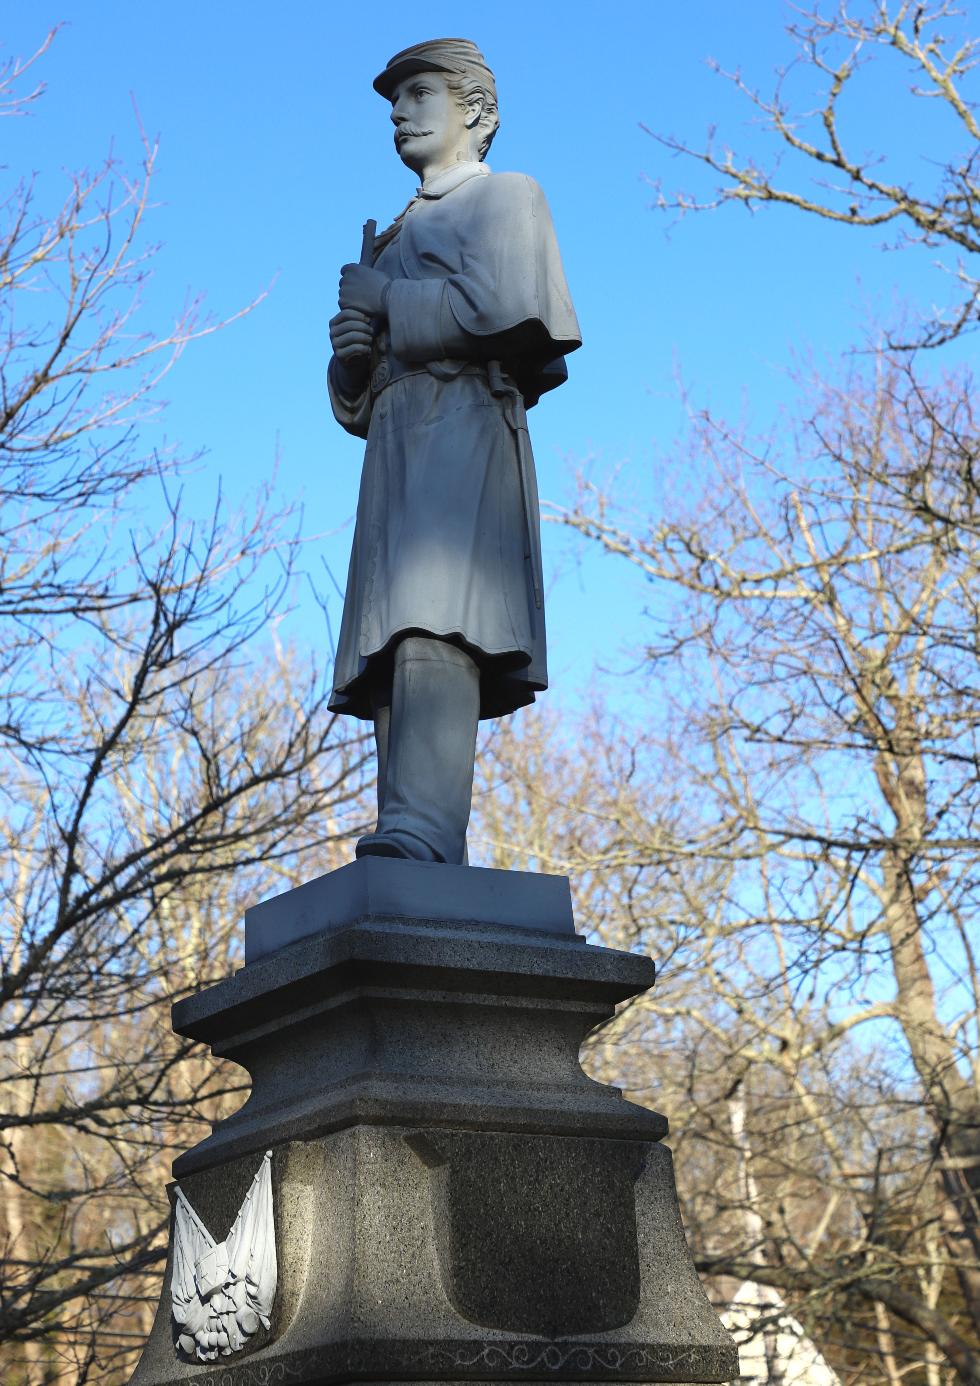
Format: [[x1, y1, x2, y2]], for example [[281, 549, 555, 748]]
[[329, 308, 374, 362]]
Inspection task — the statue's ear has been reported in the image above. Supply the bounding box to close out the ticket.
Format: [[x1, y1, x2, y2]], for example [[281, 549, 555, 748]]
[[464, 95, 484, 130]]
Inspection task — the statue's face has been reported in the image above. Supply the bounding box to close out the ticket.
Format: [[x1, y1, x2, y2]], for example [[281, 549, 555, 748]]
[[389, 71, 473, 175]]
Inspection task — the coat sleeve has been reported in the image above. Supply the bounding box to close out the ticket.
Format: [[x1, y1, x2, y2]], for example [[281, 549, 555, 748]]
[[386, 174, 581, 377], [327, 356, 373, 440]]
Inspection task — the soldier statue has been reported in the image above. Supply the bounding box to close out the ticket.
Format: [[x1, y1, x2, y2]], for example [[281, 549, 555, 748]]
[[327, 37, 581, 865]]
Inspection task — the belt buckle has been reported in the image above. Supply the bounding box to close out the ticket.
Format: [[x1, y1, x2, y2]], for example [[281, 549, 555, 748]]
[[371, 360, 390, 394]]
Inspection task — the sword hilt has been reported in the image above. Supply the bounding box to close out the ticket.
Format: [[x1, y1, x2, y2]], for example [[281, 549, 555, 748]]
[[359, 218, 378, 266]]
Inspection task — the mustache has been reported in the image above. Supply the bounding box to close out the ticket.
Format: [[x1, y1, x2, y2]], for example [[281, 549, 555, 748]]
[[395, 127, 432, 142]]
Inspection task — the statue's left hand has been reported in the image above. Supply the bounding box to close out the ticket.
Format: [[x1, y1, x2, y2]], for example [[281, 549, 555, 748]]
[[339, 264, 391, 317]]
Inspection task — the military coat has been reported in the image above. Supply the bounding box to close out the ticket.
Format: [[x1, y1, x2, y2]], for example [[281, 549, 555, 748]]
[[327, 162, 581, 720]]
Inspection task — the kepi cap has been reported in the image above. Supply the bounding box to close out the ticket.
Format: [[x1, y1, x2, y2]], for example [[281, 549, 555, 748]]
[[373, 38, 495, 99]]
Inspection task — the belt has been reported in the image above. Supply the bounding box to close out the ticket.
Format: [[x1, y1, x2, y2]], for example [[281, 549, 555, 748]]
[[370, 356, 488, 397]]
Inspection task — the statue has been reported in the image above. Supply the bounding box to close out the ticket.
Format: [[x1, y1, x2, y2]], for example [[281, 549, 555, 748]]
[[129, 46, 737, 1384], [327, 38, 581, 865]]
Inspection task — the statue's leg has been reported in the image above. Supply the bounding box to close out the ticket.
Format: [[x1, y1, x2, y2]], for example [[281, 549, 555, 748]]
[[369, 683, 391, 818], [356, 636, 479, 864]]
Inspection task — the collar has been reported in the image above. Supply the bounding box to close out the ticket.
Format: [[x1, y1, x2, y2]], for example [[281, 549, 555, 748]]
[[417, 161, 490, 200]]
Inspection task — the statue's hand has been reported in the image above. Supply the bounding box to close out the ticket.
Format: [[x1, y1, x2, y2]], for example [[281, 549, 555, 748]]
[[330, 308, 374, 362], [339, 263, 391, 317]]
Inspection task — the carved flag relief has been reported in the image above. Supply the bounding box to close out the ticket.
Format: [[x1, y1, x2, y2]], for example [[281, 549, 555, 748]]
[[170, 1150, 277, 1361]]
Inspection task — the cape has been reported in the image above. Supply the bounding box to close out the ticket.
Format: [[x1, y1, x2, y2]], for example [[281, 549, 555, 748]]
[[385, 165, 581, 409]]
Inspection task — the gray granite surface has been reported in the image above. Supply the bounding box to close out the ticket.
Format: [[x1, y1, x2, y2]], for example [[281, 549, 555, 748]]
[[131, 862, 736, 1384], [131, 1130, 737, 1386], [172, 898, 663, 1179]]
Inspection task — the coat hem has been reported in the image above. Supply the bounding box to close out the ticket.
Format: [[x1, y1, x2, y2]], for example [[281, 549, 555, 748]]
[[329, 626, 546, 722]]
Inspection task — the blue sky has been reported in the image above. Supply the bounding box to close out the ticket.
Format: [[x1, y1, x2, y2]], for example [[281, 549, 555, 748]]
[[4, 1, 976, 705]]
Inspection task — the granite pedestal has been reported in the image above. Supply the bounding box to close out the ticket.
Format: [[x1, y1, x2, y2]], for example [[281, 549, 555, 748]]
[[130, 859, 737, 1386]]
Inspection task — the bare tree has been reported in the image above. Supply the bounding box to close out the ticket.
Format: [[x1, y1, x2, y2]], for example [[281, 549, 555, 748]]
[[554, 352, 980, 1383], [0, 36, 373, 1384], [650, 1, 980, 348]]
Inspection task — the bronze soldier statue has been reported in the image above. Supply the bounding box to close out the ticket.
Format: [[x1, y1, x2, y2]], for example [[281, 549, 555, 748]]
[[328, 38, 581, 864]]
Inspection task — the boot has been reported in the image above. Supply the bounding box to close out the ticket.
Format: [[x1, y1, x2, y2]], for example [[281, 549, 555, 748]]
[[357, 636, 480, 865]]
